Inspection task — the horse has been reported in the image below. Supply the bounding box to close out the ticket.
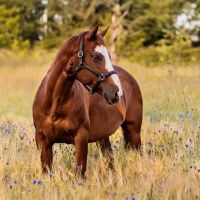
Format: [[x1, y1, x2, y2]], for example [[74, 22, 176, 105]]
[[32, 25, 143, 177]]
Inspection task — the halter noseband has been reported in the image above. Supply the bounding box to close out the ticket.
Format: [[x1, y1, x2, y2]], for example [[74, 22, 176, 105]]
[[74, 37, 117, 94]]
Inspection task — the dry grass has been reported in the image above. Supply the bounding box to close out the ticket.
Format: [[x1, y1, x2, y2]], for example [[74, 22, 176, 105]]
[[0, 51, 200, 200]]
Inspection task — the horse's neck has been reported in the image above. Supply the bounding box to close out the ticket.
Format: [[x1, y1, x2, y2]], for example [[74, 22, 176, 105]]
[[42, 34, 81, 112], [48, 70, 75, 117], [43, 53, 74, 112]]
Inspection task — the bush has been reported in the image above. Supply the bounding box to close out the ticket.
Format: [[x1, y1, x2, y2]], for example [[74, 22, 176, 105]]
[[0, 6, 20, 48], [41, 33, 63, 49], [122, 41, 200, 67]]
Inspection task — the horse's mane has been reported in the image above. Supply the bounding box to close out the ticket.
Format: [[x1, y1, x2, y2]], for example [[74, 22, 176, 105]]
[[47, 31, 88, 85], [53, 31, 87, 67]]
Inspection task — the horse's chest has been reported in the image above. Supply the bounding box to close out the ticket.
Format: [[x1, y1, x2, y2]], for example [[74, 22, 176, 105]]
[[89, 100, 126, 139], [52, 100, 85, 130], [54, 117, 77, 132], [42, 108, 83, 141]]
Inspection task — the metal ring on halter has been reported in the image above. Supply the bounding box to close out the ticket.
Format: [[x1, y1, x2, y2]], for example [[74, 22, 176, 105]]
[[78, 51, 83, 58]]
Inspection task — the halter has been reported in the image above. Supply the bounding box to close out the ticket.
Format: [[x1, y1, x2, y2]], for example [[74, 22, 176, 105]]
[[74, 37, 117, 94]]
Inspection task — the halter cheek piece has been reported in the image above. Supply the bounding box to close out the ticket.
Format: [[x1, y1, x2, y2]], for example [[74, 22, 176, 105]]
[[74, 37, 117, 94]]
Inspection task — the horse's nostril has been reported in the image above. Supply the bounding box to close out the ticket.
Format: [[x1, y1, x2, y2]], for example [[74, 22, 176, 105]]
[[112, 92, 119, 103]]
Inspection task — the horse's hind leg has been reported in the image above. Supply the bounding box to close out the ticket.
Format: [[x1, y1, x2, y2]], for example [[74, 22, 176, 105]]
[[121, 121, 141, 150], [97, 137, 114, 169], [41, 138, 53, 173], [121, 96, 142, 151]]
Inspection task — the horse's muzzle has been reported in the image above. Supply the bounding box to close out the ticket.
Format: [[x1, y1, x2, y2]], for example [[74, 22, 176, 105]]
[[103, 91, 120, 105]]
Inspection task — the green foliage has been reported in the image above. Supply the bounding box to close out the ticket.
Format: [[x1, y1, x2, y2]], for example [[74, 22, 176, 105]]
[[0, 6, 20, 47], [128, 41, 200, 66], [120, 0, 186, 48], [45, 0, 113, 37], [41, 32, 63, 49], [0, 0, 200, 66], [0, 0, 45, 45]]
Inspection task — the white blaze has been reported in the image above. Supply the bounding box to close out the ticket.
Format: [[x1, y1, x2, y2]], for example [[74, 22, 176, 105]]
[[95, 45, 123, 98]]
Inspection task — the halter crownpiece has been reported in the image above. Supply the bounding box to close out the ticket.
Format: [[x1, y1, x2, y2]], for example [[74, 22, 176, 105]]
[[74, 37, 117, 94]]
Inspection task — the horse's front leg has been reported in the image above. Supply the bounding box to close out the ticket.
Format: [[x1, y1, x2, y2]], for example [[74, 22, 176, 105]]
[[41, 138, 53, 173], [74, 129, 88, 179]]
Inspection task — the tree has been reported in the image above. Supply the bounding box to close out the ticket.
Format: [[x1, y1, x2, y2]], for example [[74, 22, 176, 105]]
[[0, 0, 45, 45], [0, 6, 20, 47]]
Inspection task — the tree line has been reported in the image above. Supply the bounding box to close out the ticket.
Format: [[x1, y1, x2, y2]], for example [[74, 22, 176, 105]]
[[0, 0, 200, 58]]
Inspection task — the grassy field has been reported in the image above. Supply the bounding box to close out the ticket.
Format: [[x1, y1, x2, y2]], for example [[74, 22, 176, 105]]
[[0, 50, 200, 200]]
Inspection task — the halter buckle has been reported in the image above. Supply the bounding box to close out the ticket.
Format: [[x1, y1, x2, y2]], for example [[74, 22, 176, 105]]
[[98, 74, 105, 81], [78, 51, 83, 57]]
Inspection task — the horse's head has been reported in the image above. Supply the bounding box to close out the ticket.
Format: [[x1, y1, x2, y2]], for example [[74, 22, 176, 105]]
[[67, 25, 123, 105]]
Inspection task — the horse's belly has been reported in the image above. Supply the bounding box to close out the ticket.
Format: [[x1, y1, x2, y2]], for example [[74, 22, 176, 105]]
[[88, 98, 126, 141]]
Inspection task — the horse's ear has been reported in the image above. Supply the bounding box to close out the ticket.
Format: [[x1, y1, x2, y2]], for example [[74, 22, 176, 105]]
[[88, 24, 99, 40], [100, 26, 109, 37]]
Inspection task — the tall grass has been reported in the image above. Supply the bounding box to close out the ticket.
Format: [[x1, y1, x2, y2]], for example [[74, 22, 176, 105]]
[[0, 51, 200, 200]]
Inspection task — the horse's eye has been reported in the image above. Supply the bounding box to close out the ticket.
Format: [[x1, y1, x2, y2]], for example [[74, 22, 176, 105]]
[[92, 54, 102, 62]]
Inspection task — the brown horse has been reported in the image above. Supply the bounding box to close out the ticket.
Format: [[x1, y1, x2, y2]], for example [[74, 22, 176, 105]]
[[32, 25, 143, 177]]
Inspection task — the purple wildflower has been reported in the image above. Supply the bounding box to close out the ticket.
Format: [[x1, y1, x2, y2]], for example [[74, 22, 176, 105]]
[[131, 195, 136, 200], [178, 113, 184, 118], [174, 130, 179, 135]]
